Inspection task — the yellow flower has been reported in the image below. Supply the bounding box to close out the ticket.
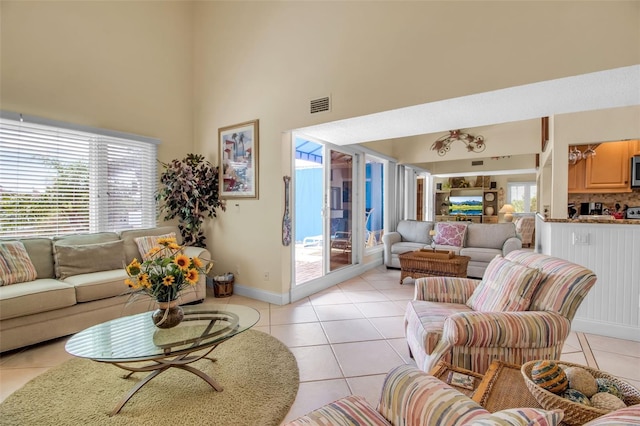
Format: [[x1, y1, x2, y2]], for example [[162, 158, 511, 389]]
[[157, 237, 177, 246], [125, 278, 136, 288], [191, 257, 203, 269], [168, 242, 181, 250], [186, 269, 199, 285], [174, 254, 190, 271], [163, 275, 175, 286], [126, 258, 141, 275], [137, 273, 150, 288], [146, 246, 161, 258]]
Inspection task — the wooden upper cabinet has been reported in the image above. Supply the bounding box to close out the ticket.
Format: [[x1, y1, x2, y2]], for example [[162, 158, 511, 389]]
[[585, 141, 630, 191], [568, 151, 587, 192], [631, 140, 640, 156]]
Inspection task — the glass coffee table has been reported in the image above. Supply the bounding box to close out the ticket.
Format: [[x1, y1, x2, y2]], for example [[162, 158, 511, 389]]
[[65, 304, 260, 416]]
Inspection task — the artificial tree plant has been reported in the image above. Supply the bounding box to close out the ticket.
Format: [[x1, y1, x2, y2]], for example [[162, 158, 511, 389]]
[[156, 153, 225, 247]]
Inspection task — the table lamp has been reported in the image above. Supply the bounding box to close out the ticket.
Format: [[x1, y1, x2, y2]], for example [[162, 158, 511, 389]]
[[429, 229, 436, 251], [499, 204, 515, 222]]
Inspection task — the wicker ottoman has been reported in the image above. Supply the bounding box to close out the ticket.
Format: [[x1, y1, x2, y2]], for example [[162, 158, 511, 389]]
[[398, 249, 470, 284]]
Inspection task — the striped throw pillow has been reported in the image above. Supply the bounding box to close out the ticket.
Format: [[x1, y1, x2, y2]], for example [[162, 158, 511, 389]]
[[466, 256, 543, 312], [134, 232, 177, 261], [0, 241, 38, 286]]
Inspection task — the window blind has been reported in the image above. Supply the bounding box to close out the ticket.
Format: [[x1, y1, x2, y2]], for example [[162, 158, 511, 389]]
[[0, 113, 158, 238]]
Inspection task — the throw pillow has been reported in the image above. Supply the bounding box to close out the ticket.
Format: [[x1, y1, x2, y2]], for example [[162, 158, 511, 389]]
[[433, 222, 468, 246], [134, 232, 177, 261], [463, 407, 564, 426], [54, 240, 125, 279], [0, 241, 38, 286], [466, 256, 543, 312]]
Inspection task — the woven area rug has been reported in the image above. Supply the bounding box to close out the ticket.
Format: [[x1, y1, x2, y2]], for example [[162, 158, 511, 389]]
[[0, 330, 299, 426]]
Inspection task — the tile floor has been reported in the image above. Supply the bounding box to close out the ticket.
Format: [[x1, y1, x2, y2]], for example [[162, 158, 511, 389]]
[[1, 265, 639, 425]]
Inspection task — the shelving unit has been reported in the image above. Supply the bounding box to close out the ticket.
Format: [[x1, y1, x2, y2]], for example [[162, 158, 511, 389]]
[[434, 176, 499, 223]]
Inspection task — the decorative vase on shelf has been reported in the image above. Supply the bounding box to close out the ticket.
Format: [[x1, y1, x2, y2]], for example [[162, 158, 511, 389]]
[[152, 300, 184, 329], [485, 206, 494, 216]]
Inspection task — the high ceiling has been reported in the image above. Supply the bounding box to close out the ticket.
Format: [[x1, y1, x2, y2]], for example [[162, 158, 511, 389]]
[[296, 65, 640, 147]]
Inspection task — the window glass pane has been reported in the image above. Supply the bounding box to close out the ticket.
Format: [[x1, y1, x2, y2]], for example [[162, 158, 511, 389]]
[[0, 116, 156, 238], [365, 155, 385, 247], [507, 182, 536, 213]]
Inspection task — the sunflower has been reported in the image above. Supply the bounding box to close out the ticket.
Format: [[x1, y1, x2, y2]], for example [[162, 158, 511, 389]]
[[174, 254, 190, 271], [157, 236, 177, 246], [146, 246, 162, 258], [162, 275, 176, 286], [186, 269, 199, 285], [191, 257, 203, 269]]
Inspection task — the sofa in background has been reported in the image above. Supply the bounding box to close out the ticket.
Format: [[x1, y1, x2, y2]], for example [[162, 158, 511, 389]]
[[285, 364, 639, 426], [0, 226, 208, 353], [382, 220, 522, 278], [405, 250, 597, 375]]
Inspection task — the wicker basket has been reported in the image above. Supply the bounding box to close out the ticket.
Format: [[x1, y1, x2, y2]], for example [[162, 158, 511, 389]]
[[521, 360, 640, 425]]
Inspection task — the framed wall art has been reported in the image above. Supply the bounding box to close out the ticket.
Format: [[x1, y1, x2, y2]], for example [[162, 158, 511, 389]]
[[218, 119, 259, 199]]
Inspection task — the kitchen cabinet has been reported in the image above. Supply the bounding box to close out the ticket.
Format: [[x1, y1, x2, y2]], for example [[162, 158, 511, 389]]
[[568, 141, 634, 193], [585, 142, 630, 191]]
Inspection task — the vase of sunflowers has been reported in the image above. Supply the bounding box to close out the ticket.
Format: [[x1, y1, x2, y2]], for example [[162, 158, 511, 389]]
[[125, 236, 211, 328]]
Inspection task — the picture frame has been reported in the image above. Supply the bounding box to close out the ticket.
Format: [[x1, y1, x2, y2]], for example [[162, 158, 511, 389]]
[[218, 119, 259, 199]]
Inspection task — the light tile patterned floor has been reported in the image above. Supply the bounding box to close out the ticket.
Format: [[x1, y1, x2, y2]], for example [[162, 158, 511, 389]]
[[1, 265, 639, 425]]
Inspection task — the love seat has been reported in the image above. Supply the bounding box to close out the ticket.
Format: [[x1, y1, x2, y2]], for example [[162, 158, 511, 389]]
[[285, 364, 639, 426], [0, 226, 208, 353], [382, 220, 522, 277], [405, 250, 597, 375]]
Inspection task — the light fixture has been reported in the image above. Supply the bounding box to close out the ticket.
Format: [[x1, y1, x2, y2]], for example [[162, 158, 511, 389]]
[[431, 130, 486, 157], [499, 204, 515, 222], [568, 145, 596, 165]]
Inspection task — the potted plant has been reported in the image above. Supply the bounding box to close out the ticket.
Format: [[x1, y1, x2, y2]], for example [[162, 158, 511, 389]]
[[156, 153, 225, 247]]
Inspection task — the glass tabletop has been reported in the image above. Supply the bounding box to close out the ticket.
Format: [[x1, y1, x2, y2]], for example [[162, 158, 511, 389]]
[[65, 304, 260, 362]]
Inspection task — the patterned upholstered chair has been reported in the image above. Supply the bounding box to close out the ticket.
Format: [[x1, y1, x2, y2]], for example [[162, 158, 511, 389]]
[[515, 215, 535, 247], [405, 250, 597, 375]]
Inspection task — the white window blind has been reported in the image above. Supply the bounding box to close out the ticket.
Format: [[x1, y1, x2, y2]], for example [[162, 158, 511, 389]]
[[0, 112, 158, 238]]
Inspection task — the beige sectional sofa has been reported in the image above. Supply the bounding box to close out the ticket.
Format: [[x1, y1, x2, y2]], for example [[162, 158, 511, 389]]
[[0, 226, 208, 353], [382, 220, 522, 278]]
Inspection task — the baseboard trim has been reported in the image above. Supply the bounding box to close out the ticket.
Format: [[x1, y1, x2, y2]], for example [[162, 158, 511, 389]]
[[231, 258, 383, 306], [571, 318, 640, 342]]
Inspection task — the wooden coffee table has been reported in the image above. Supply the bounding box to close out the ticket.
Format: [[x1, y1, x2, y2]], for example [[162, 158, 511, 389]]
[[399, 249, 470, 283], [65, 304, 259, 416]]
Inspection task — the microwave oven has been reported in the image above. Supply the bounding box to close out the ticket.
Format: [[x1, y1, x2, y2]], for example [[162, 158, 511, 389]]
[[632, 156, 640, 188]]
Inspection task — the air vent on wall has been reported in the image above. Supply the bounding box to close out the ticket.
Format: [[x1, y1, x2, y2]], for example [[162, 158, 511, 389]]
[[471, 160, 484, 166], [310, 96, 331, 114]]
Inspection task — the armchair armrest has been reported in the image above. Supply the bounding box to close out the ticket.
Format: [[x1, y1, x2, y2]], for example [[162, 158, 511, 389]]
[[443, 310, 571, 349], [502, 237, 523, 256], [381, 231, 401, 246], [377, 365, 483, 426], [182, 246, 211, 262], [414, 276, 481, 304]]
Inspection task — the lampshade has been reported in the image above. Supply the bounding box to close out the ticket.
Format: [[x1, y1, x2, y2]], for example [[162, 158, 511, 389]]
[[499, 204, 515, 222]]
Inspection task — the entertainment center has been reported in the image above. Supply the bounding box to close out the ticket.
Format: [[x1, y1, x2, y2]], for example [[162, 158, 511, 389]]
[[435, 176, 499, 223]]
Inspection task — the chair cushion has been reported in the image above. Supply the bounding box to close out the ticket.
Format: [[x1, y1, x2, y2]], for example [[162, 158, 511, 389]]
[[284, 395, 389, 426], [405, 300, 472, 355], [0, 241, 38, 286], [463, 407, 564, 425], [466, 256, 543, 312], [434, 222, 467, 247], [583, 405, 640, 425]]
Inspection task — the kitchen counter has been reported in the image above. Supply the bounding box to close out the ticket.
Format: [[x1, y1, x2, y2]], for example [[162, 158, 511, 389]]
[[539, 215, 639, 225]]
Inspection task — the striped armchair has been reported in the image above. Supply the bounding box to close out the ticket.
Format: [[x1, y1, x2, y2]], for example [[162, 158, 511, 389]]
[[515, 215, 535, 247], [405, 250, 597, 375]]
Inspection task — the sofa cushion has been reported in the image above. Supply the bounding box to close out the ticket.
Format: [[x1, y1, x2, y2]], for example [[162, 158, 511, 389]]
[[0, 278, 76, 320], [405, 300, 472, 355], [0, 241, 38, 286], [396, 220, 433, 244], [64, 269, 131, 303], [53, 240, 125, 279], [134, 232, 177, 261], [466, 256, 543, 312], [459, 248, 501, 263], [465, 223, 516, 249], [16, 238, 55, 279], [120, 226, 181, 263], [434, 222, 467, 247], [285, 395, 389, 426], [464, 407, 564, 425], [391, 242, 426, 255]]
